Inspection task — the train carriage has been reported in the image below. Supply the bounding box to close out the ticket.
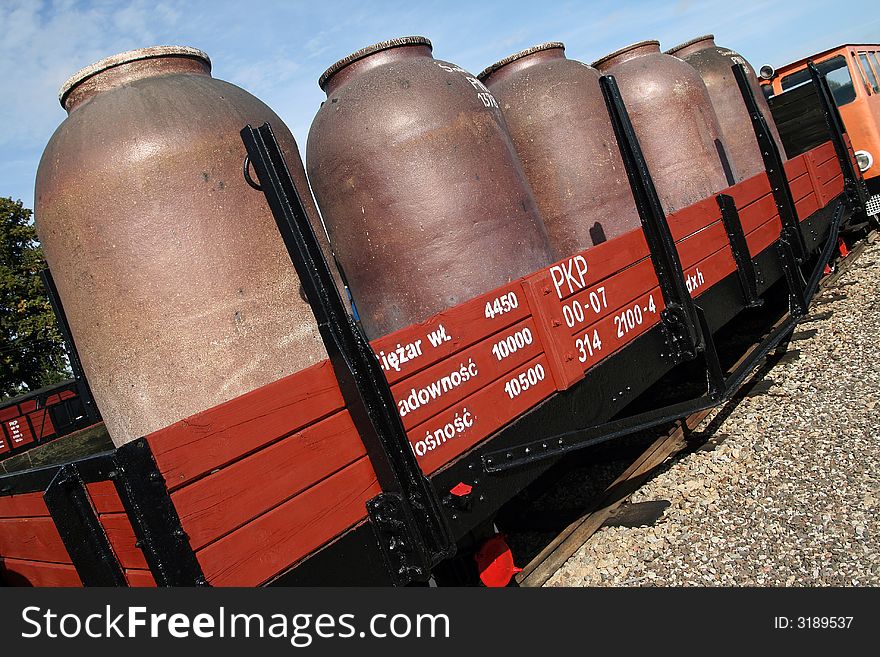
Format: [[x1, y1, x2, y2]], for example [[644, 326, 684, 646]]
[[0, 52, 870, 587]]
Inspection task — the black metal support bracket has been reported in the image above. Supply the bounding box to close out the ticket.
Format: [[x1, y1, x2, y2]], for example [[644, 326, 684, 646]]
[[717, 193, 762, 307], [733, 63, 808, 262], [803, 201, 846, 302], [240, 124, 454, 586], [600, 74, 702, 362], [40, 269, 100, 424], [43, 464, 127, 586], [111, 439, 206, 586], [483, 198, 848, 473], [807, 62, 869, 217], [776, 238, 809, 316]]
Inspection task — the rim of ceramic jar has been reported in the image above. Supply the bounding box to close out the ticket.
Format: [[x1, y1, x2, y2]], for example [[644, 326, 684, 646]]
[[477, 42, 566, 81], [666, 34, 716, 55], [319, 36, 433, 90], [592, 39, 660, 69], [59, 45, 211, 106]]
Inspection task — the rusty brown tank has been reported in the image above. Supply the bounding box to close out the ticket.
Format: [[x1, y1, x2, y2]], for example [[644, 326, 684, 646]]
[[307, 36, 553, 339], [479, 43, 641, 256], [667, 34, 786, 181], [593, 41, 733, 214], [35, 46, 335, 446]]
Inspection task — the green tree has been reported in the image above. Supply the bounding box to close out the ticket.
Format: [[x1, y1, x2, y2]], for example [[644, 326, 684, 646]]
[[0, 197, 69, 399]]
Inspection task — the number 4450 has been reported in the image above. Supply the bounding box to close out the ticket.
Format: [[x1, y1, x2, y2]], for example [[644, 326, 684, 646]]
[[484, 291, 519, 319]]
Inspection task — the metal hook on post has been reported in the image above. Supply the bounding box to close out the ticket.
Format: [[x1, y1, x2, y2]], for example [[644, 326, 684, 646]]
[[242, 155, 262, 191]]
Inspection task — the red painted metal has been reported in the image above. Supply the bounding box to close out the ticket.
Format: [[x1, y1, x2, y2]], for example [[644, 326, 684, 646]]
[[195, 459, 380, 586], [370, 281, 533, 386], [449, 482, 473, 497], [172, 411, 364, 551], [391, 317, 544, 431], [3, 416, 34, 449], [0, 558, 82, 586], [0, 516, 73, 563], [0, 492, 51, 519]]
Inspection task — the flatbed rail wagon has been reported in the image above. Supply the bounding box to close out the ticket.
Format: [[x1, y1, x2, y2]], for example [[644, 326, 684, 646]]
[[0, 59, 870, 587]]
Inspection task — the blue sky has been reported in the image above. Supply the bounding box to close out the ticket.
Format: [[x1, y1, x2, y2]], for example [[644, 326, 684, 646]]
[[1, 0, 878, 211]]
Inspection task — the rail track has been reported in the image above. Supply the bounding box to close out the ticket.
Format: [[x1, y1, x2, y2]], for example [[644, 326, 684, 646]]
[[514, 230, 876, 587]]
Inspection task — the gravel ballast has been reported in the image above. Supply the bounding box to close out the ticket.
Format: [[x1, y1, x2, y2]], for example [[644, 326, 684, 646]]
[[546, 238, 880, 587]]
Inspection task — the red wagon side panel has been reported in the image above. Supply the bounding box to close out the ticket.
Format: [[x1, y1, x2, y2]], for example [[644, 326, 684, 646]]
[[0, 492, 80, 587]]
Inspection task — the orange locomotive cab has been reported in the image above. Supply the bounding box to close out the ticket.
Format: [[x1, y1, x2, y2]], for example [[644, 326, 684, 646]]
[[762, 44, 880, 218]]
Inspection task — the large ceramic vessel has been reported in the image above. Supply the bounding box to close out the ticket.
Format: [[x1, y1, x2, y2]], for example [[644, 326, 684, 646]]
[[594, 40, 733, 213], [36, 46, 333, 445], [480, 43, 641, 255], [667, 34, 786, 180], [307, 36, 553, 338]]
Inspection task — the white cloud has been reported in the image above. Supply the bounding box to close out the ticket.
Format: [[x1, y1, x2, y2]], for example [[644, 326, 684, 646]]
[[1, 0, 877, 209]]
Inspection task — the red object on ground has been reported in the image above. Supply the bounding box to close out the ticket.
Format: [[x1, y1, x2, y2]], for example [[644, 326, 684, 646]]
[[475, 533, 521, 587], [838, 239, 850, 258]]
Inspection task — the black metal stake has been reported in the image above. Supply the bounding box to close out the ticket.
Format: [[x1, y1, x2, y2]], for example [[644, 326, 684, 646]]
[[807, 62, 869, 218], [43, 464, 127, 586], [40, 269, 100, 424], [240, 124, 454, 586], [599, 74, 701, 361], [111, 439, 206, 586], [717, 193, 762, 308], [732, 63, 808, 262]]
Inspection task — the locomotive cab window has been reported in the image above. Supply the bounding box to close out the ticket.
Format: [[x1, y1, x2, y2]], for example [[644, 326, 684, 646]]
[[781, 55, 856, 106], [869, 52, 880, 81], [851, 51, 873, 93], [858, 52, 879, 92]]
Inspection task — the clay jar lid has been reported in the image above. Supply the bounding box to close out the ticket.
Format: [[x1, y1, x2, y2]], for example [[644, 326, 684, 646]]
[[59, 45, 211, 113], [318, 36, 433, 94], [666, 35, 717, 58], [478, 42, 566, 83], [592, 40, 661, 72]]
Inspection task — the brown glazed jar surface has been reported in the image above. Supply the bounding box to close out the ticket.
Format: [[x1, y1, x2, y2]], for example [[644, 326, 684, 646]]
[[36, 46, 332, 446], [307, 37, 553, 339], [479, 43, 641, 256], [667, 34, 786, 180], [593, 41, 732, 214]]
